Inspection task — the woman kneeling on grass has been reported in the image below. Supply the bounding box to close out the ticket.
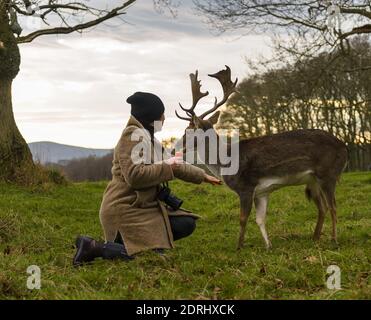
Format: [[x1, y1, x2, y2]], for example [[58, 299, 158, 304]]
[[73, 92, 221, 266]]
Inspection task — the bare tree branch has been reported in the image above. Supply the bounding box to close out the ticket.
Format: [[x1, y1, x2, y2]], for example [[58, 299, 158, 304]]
[[15, 0, 137, 44], [194, 0, 371, 54]]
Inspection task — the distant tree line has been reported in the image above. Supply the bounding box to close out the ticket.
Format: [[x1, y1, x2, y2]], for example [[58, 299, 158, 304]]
[[47, 153, 114, 182], [218, 38, 371, 171]]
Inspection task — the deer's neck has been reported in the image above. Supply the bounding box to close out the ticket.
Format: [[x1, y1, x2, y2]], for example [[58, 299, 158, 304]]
[[197, 130, 228, 180]]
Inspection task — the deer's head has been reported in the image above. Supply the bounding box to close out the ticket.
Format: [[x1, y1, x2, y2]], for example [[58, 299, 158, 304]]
[[176, 66, 238, 132], [174, 66, 238, 158]]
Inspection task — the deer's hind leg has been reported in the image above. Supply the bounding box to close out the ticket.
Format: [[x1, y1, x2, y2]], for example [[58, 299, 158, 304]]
[[306, 180, 328, 241], [319, 179, 338, 242], [254, 195, 271, 249], [237, 189, 254, 250]]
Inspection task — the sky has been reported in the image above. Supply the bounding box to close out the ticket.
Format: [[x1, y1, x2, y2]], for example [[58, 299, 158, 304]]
[[13, 0, 272, 149]]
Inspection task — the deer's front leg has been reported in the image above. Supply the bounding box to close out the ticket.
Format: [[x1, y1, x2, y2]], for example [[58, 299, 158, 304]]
[[237, 190, 254, 250]]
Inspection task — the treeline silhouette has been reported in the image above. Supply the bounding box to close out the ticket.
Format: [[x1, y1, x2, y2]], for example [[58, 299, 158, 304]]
[[48, 153, 114, 182]]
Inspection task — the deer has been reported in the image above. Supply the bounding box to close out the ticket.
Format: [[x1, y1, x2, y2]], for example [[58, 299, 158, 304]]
[[175, 66, 348, 250]]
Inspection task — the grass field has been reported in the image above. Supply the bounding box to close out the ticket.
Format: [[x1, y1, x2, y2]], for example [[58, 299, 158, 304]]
[[0, 172, 370, 299]]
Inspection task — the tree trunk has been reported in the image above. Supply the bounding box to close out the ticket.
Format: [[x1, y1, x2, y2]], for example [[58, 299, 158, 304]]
[[0, 3, 34, 182]]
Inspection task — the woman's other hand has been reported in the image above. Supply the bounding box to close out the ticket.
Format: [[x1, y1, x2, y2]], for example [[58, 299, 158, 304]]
[[204, 174, 222, 185]]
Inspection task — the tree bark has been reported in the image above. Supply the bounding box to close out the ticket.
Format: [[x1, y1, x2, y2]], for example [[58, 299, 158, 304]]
[[0, 3, 34, 182]]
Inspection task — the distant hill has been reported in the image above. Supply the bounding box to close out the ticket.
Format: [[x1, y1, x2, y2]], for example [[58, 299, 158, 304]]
[[28, 141, 113, 165]]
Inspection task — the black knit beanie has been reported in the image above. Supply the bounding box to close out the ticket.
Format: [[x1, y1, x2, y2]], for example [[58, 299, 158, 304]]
[[126, 92, 165, 127]]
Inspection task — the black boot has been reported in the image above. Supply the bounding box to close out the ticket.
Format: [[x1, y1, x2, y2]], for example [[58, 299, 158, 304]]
[[102, 241, 133, 261], [73, 236, 103, 266], [73, 236, 133, 267]]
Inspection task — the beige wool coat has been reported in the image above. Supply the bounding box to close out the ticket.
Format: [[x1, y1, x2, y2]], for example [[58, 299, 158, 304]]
[[99, 116, 205, 256]]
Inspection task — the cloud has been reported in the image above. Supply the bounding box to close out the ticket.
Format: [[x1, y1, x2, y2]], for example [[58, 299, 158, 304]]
[[13, 0, 272, 148]]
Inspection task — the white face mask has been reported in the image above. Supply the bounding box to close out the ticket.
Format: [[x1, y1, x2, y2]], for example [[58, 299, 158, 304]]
[[153, 120, 164, 133]]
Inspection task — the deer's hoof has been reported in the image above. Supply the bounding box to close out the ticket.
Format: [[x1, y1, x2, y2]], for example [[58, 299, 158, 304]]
[[312, 234, 321, 241], [265, 242, 272, 250]]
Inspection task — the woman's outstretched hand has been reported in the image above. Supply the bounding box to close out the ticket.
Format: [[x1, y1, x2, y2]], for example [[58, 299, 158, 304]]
[[204, 174, 222, 185]]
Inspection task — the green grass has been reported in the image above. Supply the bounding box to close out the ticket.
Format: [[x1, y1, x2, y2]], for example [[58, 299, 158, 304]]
[[0, 172, 370, 299]]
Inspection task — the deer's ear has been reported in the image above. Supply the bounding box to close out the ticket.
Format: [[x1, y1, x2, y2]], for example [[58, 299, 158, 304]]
[[208, 111, 220, 125]]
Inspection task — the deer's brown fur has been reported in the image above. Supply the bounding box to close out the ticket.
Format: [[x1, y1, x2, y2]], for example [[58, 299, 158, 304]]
[[176, 66, 348, 249]]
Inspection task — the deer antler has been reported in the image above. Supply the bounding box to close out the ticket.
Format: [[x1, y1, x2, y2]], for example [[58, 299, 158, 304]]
[[200, 65, 238, 119], [175, 70, 209, 121]]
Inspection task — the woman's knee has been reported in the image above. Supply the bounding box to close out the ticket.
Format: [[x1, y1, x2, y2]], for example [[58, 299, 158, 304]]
[[170, 216, 197, 240], [186, 217, 196, 234]]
